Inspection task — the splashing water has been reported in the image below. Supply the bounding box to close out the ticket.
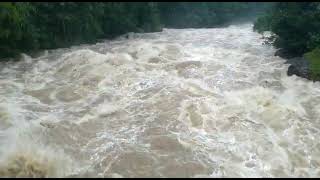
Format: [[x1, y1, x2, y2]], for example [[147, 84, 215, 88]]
[[0, 23, 320, 178]]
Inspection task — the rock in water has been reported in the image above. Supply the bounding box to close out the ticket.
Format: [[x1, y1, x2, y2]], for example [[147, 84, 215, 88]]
[[286, 57, 312, 80], [275, 48, 297, 59]]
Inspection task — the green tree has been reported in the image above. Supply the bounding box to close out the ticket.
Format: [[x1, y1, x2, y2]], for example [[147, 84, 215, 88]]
[[0, 2, 272, 59]]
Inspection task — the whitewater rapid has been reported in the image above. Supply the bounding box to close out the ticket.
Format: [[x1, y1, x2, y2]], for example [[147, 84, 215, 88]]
[[0, 23, 320, 177]]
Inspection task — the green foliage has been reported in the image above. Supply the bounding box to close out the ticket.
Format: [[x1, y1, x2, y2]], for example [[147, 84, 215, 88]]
[[0, 2, 271, 58], [30, 3, 106, 48], [253, 14, 272, 33], [254, 2, 320, 55], [0, 2, 34, 58], [304, 48, 320, 80], [158, 2, 272, 28]]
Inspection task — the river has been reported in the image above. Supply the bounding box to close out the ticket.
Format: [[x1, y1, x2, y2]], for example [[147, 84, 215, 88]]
[[0, 23, 320, 177]]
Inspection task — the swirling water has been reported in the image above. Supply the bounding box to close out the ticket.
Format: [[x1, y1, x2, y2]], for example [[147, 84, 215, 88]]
[[0, 23, 320, 177]]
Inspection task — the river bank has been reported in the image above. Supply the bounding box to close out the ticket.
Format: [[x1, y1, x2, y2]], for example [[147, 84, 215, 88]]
[[260, 32, 319, 82], [274, 48, 320, 82], [274, 48, 311, 80]]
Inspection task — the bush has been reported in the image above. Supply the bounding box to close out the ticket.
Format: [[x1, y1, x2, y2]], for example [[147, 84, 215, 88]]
[[254, 2, 320, 55], [304, 47, 320, 80]]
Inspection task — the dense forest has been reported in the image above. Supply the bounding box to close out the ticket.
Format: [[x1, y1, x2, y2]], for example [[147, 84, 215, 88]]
[[0, 2, 271, 59], [253, 2, 320, 80]]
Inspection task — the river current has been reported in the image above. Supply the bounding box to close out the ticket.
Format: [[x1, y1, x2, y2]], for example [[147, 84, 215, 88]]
[[0, 23, 320, 177]]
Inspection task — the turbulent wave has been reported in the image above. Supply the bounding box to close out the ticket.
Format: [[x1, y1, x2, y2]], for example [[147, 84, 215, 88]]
[[0, 23, 320, 177], [0, 142, 74, 178]]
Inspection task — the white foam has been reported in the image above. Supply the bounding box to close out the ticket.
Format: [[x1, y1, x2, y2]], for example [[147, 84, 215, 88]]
[[0, 23, 319, 177]]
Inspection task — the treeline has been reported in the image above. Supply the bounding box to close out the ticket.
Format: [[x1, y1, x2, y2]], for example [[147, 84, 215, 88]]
[[254, 2, 320, 56], [0, 2, 162, 58], [159, 2, 272, 28], [254, 2, 320, 79], [0, 2, 271, 58]]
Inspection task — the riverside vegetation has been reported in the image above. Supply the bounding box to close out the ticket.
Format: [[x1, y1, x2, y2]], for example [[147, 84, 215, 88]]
[[0, 2, 271, 59], [253, 2, 320, 81]]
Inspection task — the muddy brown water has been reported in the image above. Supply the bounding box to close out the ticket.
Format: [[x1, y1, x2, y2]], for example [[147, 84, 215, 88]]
[[0, 23, 320, 177]]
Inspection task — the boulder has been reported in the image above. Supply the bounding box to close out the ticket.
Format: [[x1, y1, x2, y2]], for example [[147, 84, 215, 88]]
[[286, 57, 312, 80], [275, 48, 297, 59]]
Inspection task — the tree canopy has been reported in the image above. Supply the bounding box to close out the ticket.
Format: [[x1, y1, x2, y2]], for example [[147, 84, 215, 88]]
[[0, 2, 271, 59]]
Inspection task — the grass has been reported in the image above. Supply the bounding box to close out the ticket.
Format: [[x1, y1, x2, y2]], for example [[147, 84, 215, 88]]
[[304, 47, 320, 80]]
